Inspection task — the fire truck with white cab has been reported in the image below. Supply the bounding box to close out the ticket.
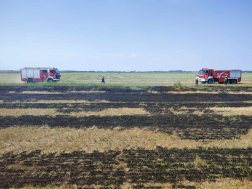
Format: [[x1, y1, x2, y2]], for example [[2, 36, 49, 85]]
[[21, 67, 61, 83], [196, 68, 241, 84]]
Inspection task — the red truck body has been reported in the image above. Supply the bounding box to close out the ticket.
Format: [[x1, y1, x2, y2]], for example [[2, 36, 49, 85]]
[[20, 67, 61, 83], [196, 68, 241, 84]]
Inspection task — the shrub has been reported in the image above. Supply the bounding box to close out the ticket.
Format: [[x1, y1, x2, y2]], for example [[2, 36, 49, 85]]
[[174, 81, 183, 89]]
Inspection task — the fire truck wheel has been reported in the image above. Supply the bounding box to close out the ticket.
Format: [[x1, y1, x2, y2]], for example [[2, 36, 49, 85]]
[[27, 78, 34, 83], [232, 80, 237, 84], [47, 78, 53, 82], [207, 79, 213, 84]]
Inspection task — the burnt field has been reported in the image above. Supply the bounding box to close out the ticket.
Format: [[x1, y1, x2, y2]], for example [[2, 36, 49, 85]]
[[1, 86, 252, 188], [1, 148, 252, 189]]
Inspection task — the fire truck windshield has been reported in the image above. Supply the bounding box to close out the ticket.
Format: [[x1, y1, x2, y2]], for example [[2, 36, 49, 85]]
[[56, 69, 60, 74], [199, 70, 205, 74]]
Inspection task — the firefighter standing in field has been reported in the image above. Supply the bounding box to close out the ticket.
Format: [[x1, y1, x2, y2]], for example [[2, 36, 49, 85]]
[[224, 76, 228, 85], [101, 75, 105, 83]]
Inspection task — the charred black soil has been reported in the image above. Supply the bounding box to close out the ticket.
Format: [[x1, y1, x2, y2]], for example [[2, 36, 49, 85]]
[[1, 102, 252, 113], [1, 92, 252, 103], [0, 115, 250, 140], [1, 85, 252, 93], [1, 147, 252, 188]]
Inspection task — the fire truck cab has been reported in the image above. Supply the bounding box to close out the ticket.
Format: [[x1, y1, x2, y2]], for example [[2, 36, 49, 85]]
[[196, 68, 215, 84], [21, 67, 61, 83]]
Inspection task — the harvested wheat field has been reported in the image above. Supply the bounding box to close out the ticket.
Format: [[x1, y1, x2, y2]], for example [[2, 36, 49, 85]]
[[1, 85, 252, 188]]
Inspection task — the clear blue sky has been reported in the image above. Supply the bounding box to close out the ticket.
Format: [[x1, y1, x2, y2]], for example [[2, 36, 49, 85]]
[[0, 0, 251, 71]]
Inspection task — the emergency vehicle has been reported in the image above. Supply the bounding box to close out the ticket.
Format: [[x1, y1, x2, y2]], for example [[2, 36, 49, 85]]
[[20, 67, 61, 83], [196, 68, 241, 84]]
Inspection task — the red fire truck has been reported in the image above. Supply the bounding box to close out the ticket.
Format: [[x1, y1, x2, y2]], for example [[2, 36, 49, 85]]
[[21, 67, 61, 83], [196, 68, 241, 84]]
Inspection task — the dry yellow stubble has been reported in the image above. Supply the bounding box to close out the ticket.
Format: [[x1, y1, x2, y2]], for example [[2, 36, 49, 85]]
[[162, 91, 219, 94], [0, 108, 149, 117], [196, 177, 252, 189], [2, 100, 111, 103], [1, 126, 252, 155], [170, 107, 204, 115], [71, 108, 149, 116], [0, 126, 170, 154], [20, 91, 62, 94], [0, 108, 57, 116], [14, 177, 252, 189], [17, 90, 252, 94], [167, 91, 252, 94], [210, 107, 252, 116], [19, 91, 106, 94], [171, 106, 252, 116]]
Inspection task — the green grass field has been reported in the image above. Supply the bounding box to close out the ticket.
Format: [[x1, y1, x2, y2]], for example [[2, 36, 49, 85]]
[[0, 71, 251, 87]]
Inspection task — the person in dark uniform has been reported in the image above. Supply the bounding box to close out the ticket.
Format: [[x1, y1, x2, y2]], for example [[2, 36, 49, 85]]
[[224, 76, 228, 85], [101, 75, 105, 83]]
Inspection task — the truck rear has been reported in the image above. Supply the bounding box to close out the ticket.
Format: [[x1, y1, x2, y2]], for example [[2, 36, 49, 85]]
[[214, 70, 241, 84]]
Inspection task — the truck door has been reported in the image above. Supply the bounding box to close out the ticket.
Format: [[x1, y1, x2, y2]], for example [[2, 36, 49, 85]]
[[41, 70, 48, 82], [205, 70, 209, 78], [50, 70, 56, 79]]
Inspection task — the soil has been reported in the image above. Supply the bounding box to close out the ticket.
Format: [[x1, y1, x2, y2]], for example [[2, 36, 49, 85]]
[[1, 92, 252, 103], [1, 102, 252, 112], [1, 85, 252, 94], [1, 147, 252, 188], [1, 86, 252, 188], [0, 115, 250, 140]]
